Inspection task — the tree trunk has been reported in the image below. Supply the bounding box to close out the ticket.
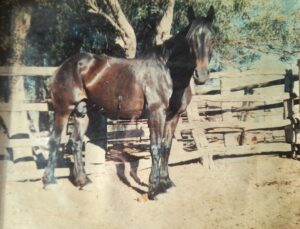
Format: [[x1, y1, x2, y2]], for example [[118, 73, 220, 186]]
[[86, 0, 137, 58], [155, 0, 175, 45], [10, 5, 32, 101], [8, 5, 32, 136]]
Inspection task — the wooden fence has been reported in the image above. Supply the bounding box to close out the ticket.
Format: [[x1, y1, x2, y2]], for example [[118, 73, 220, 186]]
[[0, 62, 299, 180], [174, 65, 300, 168]]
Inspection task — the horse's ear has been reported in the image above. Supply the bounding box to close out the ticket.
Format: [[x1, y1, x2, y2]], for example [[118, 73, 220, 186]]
[[187, 6, 195, 23], [206, 6, 215, 23]]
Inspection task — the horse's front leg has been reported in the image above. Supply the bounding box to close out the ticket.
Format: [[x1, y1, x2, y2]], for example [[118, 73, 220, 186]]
[[68, 114, 91, 188], [160, 114, 180, 191], [148, 107, 165, 200]]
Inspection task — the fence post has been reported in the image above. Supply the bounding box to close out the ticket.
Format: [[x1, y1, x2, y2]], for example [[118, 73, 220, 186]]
[[2, 72, 35, 172], [297, 59, 300, 112], [8, 74, 30, 137]]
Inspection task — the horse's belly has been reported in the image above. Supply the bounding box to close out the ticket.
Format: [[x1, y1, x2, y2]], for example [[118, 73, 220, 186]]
[[87, 83, 145, 120], [104, 96, 145, 120], [82, 59, 147, 120], [101, 97, 145, 120]]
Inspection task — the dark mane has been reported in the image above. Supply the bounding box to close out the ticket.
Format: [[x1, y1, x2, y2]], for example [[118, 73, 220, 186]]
[[145, 16, 213, 64], [143, 25, 190, 63]]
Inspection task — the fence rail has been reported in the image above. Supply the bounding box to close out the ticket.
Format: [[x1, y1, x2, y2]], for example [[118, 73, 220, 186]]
[[0, 64, 299, 176], [0, 66, 56, 76]]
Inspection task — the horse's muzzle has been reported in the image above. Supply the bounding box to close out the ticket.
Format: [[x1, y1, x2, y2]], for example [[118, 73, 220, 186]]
[[194, 68, 209, 85]]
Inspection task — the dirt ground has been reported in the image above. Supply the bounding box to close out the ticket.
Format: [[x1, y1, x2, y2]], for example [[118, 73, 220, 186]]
[[1, 151, 300, 229], [1, 56, 300, 229]]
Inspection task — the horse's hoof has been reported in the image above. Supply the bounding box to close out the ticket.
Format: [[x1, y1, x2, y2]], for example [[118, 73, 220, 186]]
[[42, 176, 57, 189], [148, 184, 160, 200], [43, 182, 61, 191], [79, 180, 92, 190], [75, 175, 92, 189], [148, 191, 158, 200], [159, 177, 176, 192]]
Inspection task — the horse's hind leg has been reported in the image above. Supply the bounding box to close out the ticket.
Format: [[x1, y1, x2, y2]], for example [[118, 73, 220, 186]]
[[43, 113, 69, 186], [68, 113, 91, 188], [148, 107, 165, 199], [159, 114, 180, 191]]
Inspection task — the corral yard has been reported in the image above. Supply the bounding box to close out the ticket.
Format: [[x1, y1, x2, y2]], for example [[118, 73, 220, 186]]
[[0, 0, 299, 227], [1, 152, 300, 229], [1, 56, 300, 228]]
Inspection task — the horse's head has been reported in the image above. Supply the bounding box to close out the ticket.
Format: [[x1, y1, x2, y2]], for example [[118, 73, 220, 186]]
[[186, 6, 214, 85]]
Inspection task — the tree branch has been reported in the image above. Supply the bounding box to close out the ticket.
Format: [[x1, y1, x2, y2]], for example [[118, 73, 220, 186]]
[[103, 0, 134, 38], [85, 0, 137, 58], [86, 0, 123, 34], [155, 0, 175, 45], [86, 0, 99, 13]]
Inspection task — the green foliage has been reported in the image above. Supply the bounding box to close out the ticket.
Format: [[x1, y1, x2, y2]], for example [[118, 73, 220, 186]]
[[172, 0, 299, 69], [0, 0, 299, 68], [22, 0, 125, 66], [0, 0, 298, 100]]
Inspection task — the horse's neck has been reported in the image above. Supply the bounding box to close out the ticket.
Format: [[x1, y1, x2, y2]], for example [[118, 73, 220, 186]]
[[152, 42, 173, 64], [167, 46, 195, 90], [157, 27, 195, 90], [153, 25, 189, 60]]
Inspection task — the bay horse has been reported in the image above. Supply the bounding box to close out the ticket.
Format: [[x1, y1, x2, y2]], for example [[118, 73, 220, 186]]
[[43, 6, 215, 199]]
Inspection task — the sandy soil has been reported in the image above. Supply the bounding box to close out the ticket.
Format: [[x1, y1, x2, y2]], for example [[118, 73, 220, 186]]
[[1, 152, 300, 229], [1, 55, 299, 229]]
